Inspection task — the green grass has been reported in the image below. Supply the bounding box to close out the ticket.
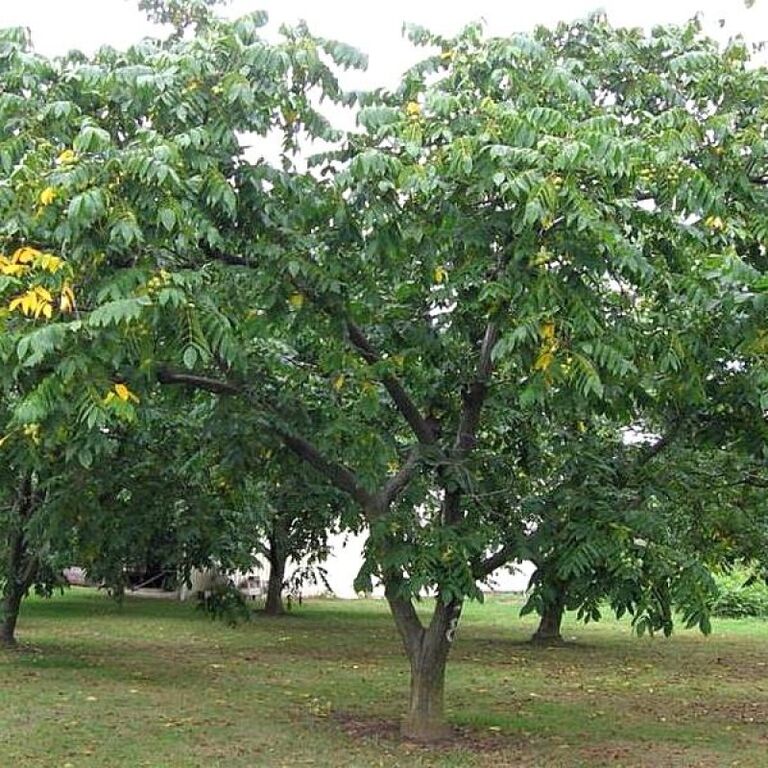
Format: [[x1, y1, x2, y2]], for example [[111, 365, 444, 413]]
[[1, 590, 767, 767]]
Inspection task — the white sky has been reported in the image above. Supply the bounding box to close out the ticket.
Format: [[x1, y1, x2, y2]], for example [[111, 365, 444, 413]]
[[1, 1, 767, 91]]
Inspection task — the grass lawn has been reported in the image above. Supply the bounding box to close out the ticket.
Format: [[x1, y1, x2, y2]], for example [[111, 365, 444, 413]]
[[1, 590, 767, 767]]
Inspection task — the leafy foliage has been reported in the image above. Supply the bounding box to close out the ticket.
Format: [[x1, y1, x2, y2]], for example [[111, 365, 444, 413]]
[[712, 567, 768, 618]]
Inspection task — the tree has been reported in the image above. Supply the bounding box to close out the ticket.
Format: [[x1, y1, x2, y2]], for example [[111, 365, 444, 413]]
[[522, 418, 768, 644], [205, 404, 352, 615], [3, 9, 768, 742], [0, 7, 362, 639]]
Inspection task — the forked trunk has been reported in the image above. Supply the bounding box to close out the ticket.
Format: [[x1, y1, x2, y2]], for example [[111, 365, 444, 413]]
[[532, 586, 565, 645], [264, 533, 286, 616], [387, 584, 462, 741]]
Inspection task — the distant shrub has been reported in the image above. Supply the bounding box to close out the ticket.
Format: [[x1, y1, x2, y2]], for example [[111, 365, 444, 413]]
[[197, 581, 251, 626], [712, 569, 768, 618]]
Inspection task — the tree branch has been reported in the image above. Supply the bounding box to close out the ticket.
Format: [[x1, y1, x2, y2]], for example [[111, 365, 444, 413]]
[[474, 542, 516, 579], [378, 446, 421, 509], [156, 367, 377, 513], [187, 251, 438, 450], [279, 432, 375, 512], [157, 367, 241, 395], [384, 575, 424, 655], [442, 321, 500, 525], [345, 320, 438, 446], [453, 322, 498, 455], [635, 417, 685, 468]]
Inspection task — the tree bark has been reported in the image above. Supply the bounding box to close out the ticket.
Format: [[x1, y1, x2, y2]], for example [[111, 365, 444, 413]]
[[264, 530, 286, 616], [2, 524, 32, 649], [386, 582, 461, 741], [1, 582, 23, 648], [531, 586, 566, 645], [2, 474, 38, 649]]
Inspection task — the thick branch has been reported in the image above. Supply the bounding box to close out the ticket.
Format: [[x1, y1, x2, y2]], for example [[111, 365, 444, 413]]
[[442, 321, 500, 525], [384, 576, 424, 656], [157, 367, 375, 511], [378, 446, 421, 509], [280, 432, 375, 511], [635, 417, 686, 468], [453, 322, 499, 455], [345, 321, 437, 446], [191, 253, 437, 449], [157, 367, 241, 395], [474, 543, 516, 579]]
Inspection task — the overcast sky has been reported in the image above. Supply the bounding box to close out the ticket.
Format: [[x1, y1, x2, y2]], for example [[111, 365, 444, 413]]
[[1, 1, 766, 91]]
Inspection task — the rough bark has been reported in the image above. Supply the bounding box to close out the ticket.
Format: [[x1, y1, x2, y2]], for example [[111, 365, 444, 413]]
[[264, 531, 287, 616], [386, 581, 462, 741], [531, 588, 566, 645]]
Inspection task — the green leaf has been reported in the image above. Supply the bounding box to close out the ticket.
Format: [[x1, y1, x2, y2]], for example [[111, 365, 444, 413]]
[[183, 345, 198, 370], [88, 297, 152, 327]]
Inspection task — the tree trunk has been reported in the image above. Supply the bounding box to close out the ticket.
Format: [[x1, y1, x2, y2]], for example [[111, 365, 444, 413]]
[[387, 582, 462, 741], [2, 524, 31, 649], [1, 584, 23, 648], [264, 532, 286, 616], [2, 474, 37, 649], [532, 585, 565, 645]]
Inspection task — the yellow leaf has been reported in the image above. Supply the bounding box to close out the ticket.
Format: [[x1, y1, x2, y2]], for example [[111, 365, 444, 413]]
[[405, 101, 421, 118], [9, 289, 46, 317], [288, 292, 304, 309], [22, 423, 41, 444], [113, 383, 140, 403], [440, 50, 454, 62], [533, 350, 554, 372], [34, 285, 53, 302], [434, 265, 447, 284], [8, 295, 25, 313], [704, 215, 725, 231], [39, 187, 57, 206], [332, 374, 345, 392], [0, 259, 27, 277], [540, 321, 556, 341], [12, 246, 42, 264], [60, 283, 75, 313], [57, 148, 76, 165], [37, 253, 64, 273]]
